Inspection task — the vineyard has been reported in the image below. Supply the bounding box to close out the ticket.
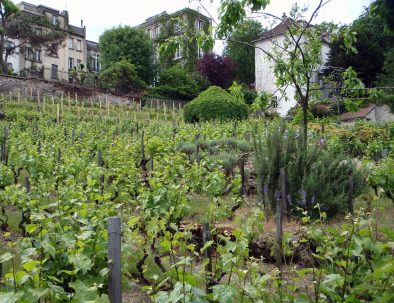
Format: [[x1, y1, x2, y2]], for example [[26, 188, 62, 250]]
[[0, 96, 393, 303]]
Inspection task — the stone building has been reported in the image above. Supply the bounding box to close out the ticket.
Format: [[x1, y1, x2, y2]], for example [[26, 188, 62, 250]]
[[138, 8, 211, 70], [5, 2, 99, 82]]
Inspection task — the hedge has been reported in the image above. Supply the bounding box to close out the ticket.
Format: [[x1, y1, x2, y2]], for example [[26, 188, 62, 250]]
[[183, 86, 248, 123]]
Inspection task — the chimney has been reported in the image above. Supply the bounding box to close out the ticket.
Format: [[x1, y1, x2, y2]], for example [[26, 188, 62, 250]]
[[282, 13, 287, 22], [81, 19, 84, 28]]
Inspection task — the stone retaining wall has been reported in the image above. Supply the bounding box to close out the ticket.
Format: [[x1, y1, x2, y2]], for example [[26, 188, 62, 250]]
[[0, 74, 140, 105]]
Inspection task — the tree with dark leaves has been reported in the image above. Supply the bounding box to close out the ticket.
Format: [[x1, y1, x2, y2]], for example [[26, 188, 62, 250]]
[[197, 53, 237, 89]]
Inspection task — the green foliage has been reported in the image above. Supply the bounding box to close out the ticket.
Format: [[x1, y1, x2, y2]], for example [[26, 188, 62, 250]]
[[365, 157, 394, 202], [150, 64, 200, 100], [223, 19, 264, 85], [99, 26, 154, 83], [372, 0, 394, 33], [183, 86, 248, 123], [157, 10, 212, 72], [291, 107, 314, 124], [251, 91, 272, 112], [0, 3, 67, 74], [376, 48, 394, 87], [100, 59, 146, 93], [0, 98, 393, 302], [253, 121, 364, 218], [328, 6, 394, 86]]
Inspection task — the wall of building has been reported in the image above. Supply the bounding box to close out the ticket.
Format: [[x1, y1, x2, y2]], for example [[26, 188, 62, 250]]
[[255, 36, 330, 117], [255, 35, 297, 117], [0, 74, 136, 105], [375, 105, 394, 122]]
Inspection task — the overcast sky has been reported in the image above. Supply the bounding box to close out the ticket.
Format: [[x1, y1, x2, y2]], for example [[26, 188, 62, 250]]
[[19, 0, 372, 52]]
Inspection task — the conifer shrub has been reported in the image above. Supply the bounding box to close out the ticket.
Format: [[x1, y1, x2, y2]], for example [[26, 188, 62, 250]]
[[183, 86, 248, 123], [253, 121, 364, 218]]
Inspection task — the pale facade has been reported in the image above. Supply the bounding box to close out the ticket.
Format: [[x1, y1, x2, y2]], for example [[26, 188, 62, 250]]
[[254, 19, 330, 116], [6, 2, 90, 82]]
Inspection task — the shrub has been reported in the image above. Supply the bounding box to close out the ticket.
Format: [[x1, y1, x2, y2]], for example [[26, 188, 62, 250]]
[[149, 65, 200, 100], [183, 86, 248, 123], [253, 121, 364, 218], [100, 59, 146, 93], [290, 107, 314, 124]]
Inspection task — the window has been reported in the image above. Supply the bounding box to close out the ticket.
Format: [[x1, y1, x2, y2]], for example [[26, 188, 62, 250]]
[[25, 47, 34, 60], [77, 59, 81, 69], [52, 15, 59, 26], [271, 96, 278, 108], [68, 57, 74, 69], [68, 37, 74, 49], [154, 26, 161, 38], [147, 28, 154, 39], [195, 19, 204, 30], [34, 49, 42, 62], [51, 64, 58, 79], [4, 40, 14, 50], [174, 46, 182, 59], [197, 46, 204, 59], [174, 22, 181, 32], [76, 39, 82, 51], [92, 53, 100, 72]]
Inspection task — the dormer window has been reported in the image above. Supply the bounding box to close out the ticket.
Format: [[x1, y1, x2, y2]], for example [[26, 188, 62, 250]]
[[52, 15, 59, 26], [195, 19, 204, 30]]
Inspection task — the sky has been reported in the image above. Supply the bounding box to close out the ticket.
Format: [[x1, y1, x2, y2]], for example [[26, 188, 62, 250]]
[[19, 0, 372, 52]]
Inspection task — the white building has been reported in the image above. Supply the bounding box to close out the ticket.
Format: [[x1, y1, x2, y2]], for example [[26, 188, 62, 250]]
[[254, 16, 330, 116]]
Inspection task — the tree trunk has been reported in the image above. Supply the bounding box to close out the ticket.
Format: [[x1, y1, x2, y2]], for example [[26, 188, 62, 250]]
[[302, 100, 308, 155], [0, 33, 8, 74]]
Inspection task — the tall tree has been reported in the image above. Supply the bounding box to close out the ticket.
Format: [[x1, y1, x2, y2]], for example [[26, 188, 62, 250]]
[[197, 52, 236, 88], [327, 5, 394, 86], [223, 19, 264, 85], [99, 26, 154, 84], [372, 0, 394, 33], [0, 0, 66, 74]]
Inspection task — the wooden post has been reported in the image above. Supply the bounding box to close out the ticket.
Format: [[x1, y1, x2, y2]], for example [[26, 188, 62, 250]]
[[348, 178, 354, 214], [56, 103, 60, 124], [68, 92, 71, 109], [106, 96, 109, 116], [275, 191, 283, 270], [108, 217, 122, 303], [239, 155, 246, 196], [141, 130, 145, 160], [202, 223, 213, 294], [280, 168, 288, 218], [61, 92, 64, 114]]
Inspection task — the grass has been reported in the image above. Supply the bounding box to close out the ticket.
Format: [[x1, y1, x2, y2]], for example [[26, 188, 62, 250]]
[[354, 190, 394, 230]]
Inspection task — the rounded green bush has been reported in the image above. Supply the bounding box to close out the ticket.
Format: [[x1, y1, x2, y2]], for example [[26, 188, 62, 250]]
[[183, 86, 248, 123]]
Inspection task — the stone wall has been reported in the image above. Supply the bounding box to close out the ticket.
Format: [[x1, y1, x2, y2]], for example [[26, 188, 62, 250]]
[[375, 105, 394, 122], [0, 74, 140, 105]]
